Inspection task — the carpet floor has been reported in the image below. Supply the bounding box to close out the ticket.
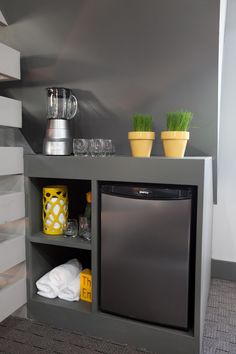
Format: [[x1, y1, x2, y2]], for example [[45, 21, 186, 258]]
[[0, 278, 235, 354]]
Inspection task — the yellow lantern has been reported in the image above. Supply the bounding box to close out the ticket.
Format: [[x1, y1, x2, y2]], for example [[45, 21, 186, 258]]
[[42, 185, 68, 235]]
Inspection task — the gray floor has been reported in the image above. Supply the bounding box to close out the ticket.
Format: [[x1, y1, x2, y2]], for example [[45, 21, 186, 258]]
[[0, 279, 235, 354], [203, 279, 236, 354]]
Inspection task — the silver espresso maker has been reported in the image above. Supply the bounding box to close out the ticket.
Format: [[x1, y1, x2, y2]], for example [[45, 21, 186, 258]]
[[43, 87, 78, 155]]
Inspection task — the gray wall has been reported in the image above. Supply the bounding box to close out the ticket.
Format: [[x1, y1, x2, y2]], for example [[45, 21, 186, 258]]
[[0, 0, 219, 183]]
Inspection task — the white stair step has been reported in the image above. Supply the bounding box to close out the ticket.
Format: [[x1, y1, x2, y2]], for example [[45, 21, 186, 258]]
[[0, 147, 23, 175], [0, 262, 26, 322], [0, 218, 25, 236], [0, 43, 20, 81], [0, 191, 25, 224], [0, 233, 25, 273], [0, 96, 22, 128], [0, 175, 24, 192], [0, 10, 7, 26]]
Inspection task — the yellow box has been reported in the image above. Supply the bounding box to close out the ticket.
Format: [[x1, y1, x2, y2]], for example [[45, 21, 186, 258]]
[[80, 269, 92, 302]]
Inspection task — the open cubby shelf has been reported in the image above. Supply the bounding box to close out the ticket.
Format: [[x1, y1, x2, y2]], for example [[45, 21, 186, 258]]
[[29, 232, 91, 250], [28, 242, 91, 302], [29, 177, 92, 224]]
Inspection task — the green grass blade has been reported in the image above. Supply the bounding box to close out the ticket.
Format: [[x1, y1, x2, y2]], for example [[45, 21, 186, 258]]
[[132, 114, 153, 131], [167, 111, 192, 131]]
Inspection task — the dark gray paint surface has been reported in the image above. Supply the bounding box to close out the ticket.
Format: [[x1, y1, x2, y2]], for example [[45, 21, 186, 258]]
[[0, 0, 219, 196], [24, 155, 206, 184], [24, 156, 213, 354]]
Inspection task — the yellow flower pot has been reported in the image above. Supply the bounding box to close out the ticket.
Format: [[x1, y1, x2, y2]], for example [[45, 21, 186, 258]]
[[161, 131, 189, 158], [128, 131, 155, 157]]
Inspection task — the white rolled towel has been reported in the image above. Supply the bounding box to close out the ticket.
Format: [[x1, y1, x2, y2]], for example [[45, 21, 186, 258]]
[[49, 259, 82, 290], [58, 274, 80, 301], [36, 272, 59, 299]]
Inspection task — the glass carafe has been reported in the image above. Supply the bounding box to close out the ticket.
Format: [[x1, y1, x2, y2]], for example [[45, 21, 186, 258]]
[[47, 87, 78, 119]]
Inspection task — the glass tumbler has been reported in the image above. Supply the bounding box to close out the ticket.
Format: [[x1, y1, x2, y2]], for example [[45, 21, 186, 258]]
[[103, 139, 113, 156], [73, 139, 89, 156], [89, 139, 104, 157], [79, 216, 91, 241], [63, 219, 78, 238]]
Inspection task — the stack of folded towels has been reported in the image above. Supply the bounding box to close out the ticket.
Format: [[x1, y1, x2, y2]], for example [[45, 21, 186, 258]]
[[36, 258, 82, 301]]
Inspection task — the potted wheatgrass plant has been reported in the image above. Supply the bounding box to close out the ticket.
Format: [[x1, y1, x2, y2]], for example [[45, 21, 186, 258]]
[[128, 114, 155, 157], [161, 111, 193, 158]]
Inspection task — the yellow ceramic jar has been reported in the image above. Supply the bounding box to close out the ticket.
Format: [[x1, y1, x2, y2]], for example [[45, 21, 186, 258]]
[[161, 131, 189, 158], [128, 131, 155, 157]]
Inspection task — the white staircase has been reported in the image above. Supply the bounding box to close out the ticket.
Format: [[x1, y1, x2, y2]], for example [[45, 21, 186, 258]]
[[0, 12, 26, 322]]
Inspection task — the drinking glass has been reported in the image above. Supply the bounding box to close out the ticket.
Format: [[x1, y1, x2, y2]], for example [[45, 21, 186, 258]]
[[111, 143, 116, 156], [103, 139, 113, 156], [73, 139, 89, 156], [63, 219, 78, 238], [89, 139, 104, 157], [79, 216, 91, 241]]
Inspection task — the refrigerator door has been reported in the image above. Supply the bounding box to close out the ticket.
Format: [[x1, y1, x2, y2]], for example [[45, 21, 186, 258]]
[[100, 190, 192, 329]]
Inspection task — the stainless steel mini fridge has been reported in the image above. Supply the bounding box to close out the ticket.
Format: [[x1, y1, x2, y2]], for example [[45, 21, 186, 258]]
[[100, 183, 196, 329]]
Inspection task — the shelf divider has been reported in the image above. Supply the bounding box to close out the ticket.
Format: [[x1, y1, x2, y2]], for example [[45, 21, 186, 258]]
[[28, 231, 91, 250]]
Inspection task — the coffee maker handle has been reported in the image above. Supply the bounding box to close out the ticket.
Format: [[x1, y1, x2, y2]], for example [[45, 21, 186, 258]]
[[68, 94, 78, 119]]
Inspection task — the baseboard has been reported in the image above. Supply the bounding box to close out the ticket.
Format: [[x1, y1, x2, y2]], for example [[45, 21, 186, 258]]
[[211, 259, 236, 282], [12, 304, 27, 319]]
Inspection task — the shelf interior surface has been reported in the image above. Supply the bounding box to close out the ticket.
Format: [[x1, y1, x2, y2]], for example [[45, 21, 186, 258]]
[[29, 231, 91, 250], [31, 294, 92, 313]]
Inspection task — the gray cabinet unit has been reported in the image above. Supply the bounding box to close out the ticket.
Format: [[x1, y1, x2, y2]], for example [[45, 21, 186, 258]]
[[24, 155, 213, 354]]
